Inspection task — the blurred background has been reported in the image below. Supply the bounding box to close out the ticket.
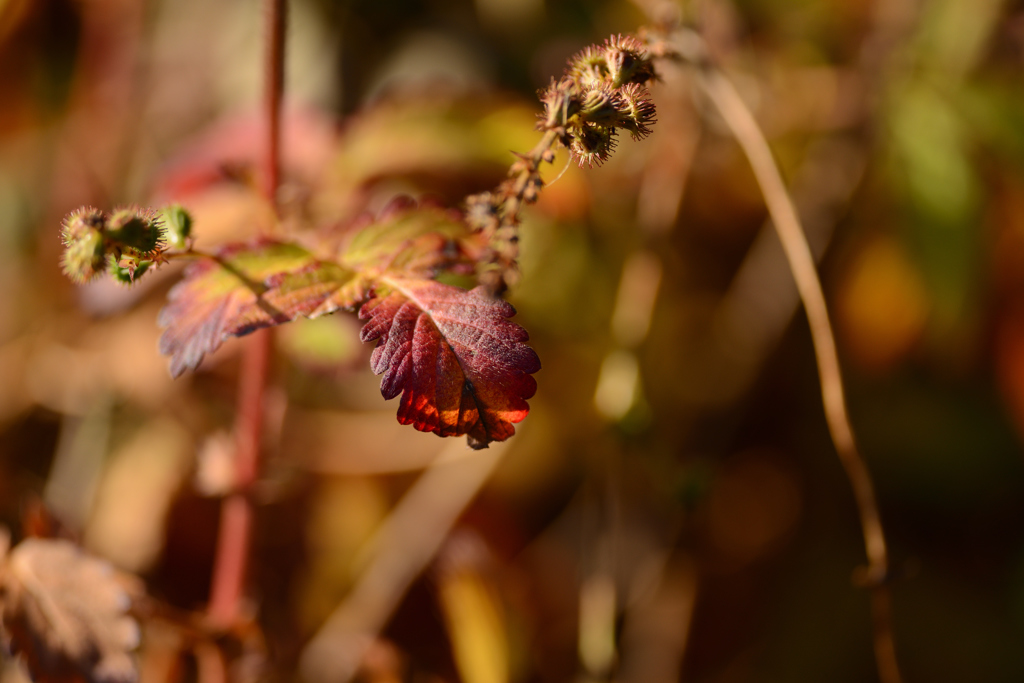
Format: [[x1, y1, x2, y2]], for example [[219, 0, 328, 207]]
[[2, 0, 1024, 681]]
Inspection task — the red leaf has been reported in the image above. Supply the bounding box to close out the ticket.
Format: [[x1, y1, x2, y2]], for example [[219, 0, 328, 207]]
[[158, 240, 357, 377], [359, 278, 540, 449]]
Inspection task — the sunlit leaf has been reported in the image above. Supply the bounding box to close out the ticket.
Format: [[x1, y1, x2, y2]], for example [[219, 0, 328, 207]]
[[359, 278, 540, 448], [887, 82, 981, 339], [338, 198, 480, 275]]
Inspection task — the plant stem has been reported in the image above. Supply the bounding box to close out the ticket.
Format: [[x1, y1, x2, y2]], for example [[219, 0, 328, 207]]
[[264, 0, 286, 214], [503, 129, 559, 223], [207, 327, 272, 628], [206, 0, 286, 630], [692, 61, 903, 683], [477, 129, 559, 293]]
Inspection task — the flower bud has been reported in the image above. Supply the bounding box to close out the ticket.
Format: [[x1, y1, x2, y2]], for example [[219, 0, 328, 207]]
[[109, 255, 151, 284], [466, 192, 502, 233]]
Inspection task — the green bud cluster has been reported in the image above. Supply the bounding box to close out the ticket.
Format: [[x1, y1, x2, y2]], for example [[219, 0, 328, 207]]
[[60, 205, 189, 285], [540, 34, 658, 168]]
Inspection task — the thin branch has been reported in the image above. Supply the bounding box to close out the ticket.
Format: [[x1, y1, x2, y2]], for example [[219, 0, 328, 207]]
[[471, 129, 560, 294], [669, 41, 903, 683], [206, 327, 271, 628], [502, 129, 560, 223], [165, 248, 268, 294]]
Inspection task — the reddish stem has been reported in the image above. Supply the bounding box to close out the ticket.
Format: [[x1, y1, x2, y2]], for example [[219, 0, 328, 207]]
[[264, 0, 286, 214], [207, 328, 272, 627], [206, 0, 286, 630]]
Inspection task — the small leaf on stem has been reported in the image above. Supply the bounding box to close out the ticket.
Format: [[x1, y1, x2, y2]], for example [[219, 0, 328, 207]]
[[337, 199, 480, 275]]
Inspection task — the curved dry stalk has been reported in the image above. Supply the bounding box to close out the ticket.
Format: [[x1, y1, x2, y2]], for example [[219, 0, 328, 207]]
[[680, 48, 903, 683], [299, 439, 511, 683]]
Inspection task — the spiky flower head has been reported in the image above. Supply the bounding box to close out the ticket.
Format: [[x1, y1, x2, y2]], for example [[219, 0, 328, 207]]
[[569, 124, 617, 168], [540, 78, 582, 130], [615, 83, 657, 140], [60, 207, 108, 284], [567, 46, 610, 88], [603, 34, 655, 88], [548, 33, 658, 168]]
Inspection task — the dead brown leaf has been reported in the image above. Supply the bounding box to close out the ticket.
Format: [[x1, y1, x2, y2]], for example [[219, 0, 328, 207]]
[[0, 539, 140, 683]]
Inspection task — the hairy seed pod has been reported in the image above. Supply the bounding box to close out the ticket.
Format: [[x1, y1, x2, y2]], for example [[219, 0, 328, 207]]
[[578, 84, 623, 126], [569, 124, 617, 168], [61, 206, 106, 242], [567, 46, 609, 88], [616, 83, 658, 140], [106, 207, 165, 257], [603, 34, 655, 88], [540, 78, 581, 129], [60, 207, 108, 284]]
